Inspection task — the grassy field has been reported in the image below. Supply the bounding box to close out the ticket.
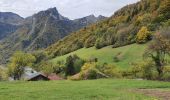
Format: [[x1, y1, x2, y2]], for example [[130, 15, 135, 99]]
[[52, 43, 147, 69], [0, 79, 170, 100]]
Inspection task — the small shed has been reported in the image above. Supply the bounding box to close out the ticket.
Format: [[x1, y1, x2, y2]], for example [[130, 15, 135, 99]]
[[27, 73, 50, 81], [22, 67, 50, 81]]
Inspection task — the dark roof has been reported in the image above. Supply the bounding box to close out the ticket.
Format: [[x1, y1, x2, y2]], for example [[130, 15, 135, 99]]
[[26, 72, 49, 81]]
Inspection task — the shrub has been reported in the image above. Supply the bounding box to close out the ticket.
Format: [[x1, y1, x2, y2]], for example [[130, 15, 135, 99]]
[[65, 55, 85, 76], [128, 64, 143, 78], [161, 66, 170, 81], [70, 63, 122, 80], [0, 68, 7, 81], [140, 61, 158, 80], [97, 63, 122, 78], [125, 61, 158, 80]]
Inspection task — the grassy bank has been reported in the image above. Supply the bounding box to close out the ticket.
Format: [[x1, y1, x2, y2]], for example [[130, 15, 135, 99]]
[[51, 43, 147, 69]]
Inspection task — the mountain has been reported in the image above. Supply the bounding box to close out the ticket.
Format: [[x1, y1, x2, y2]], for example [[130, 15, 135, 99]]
[[46, 0, 170, 58], [0, 12, 24, 25], [73, 15, 106, 27], [0, 22, 18, 40], [0, 7, 106, 64], [0, 12, 23, 40]]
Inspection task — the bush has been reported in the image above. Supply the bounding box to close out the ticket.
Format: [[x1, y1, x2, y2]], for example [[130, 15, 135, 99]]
[[0, 68, 7, 81], [161, 66, 170, 81], [70, 63, 122, 80], [65, 55, 85, 76], [97, 63, 122, 78], [124, 61, 158, 80], [128, 64, 143, 78], [135, 61, 158, 80]]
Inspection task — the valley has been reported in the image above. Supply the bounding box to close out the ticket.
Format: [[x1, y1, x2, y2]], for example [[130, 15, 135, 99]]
[[0, 0, 170, 99]]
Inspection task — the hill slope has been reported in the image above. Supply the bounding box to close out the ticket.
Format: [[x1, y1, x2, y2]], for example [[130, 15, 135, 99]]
[[51, 43, 147, 69], [46, 0, 170, 58]]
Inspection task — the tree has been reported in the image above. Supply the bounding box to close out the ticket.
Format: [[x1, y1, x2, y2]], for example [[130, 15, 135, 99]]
[[65, 55, 84, 76], [136, 26, 152, 43], [65, 56, 75, 76], [8, 51, 36, 80], [144, 27, 170, 77], [40, 62, 55, 77], [159, 0, 170, 19]]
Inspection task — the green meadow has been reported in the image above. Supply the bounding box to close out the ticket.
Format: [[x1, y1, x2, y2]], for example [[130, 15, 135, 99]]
[[52, 44, 147, 69], [0, 79, 170, 100]]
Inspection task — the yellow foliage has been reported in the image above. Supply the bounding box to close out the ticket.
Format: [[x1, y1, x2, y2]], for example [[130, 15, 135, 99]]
[[136, 26, 151, 43]]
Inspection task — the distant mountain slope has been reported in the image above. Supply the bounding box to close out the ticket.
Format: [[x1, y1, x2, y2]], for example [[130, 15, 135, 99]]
[[73, 15, 106, 28], [0, 7, 106, 64], [46, 0, 170, 58], [0, 12, 24, 25], [0, 12, 23, 40], [0, 22, 18, 40]]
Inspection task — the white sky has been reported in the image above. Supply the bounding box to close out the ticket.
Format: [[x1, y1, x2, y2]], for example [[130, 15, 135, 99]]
[[0, 0, 140, 19]]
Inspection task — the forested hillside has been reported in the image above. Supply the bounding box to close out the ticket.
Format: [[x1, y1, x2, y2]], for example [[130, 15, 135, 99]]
[[46, 0, 170, 58]]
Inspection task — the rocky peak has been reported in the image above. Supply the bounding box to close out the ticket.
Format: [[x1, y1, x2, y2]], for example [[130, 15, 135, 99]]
[[33, 7, 68, 21]]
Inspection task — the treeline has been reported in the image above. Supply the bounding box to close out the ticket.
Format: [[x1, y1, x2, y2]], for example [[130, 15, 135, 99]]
[[46, 0, 170, 58]]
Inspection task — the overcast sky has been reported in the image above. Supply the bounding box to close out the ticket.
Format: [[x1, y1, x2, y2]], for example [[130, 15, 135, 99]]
[[0, 0, 140, 19]]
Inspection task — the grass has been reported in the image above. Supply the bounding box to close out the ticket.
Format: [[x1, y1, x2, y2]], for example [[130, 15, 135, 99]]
[[0, 79, 169, 100], [51, 43, 147, 69]]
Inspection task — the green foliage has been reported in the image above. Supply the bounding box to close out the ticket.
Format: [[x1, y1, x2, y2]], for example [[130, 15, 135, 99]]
[[97, 63, 122, 78], [0, 68, 7, 81], [32, 51, 48, 64], [144, 27, 170, 76], [124, 61, 158, 80], [7, 51, 36, 80], [141, 61, 159, 80], [159, 0, 170, 19], [65, 55, 85, 76], [65, 56, 75, 76], [40, 62, 56, 76], [162, 66, 170, 81], [70, 62, 122, 80]]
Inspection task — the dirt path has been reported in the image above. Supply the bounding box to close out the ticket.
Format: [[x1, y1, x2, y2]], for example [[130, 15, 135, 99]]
[[135, 89, 170, 100]]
